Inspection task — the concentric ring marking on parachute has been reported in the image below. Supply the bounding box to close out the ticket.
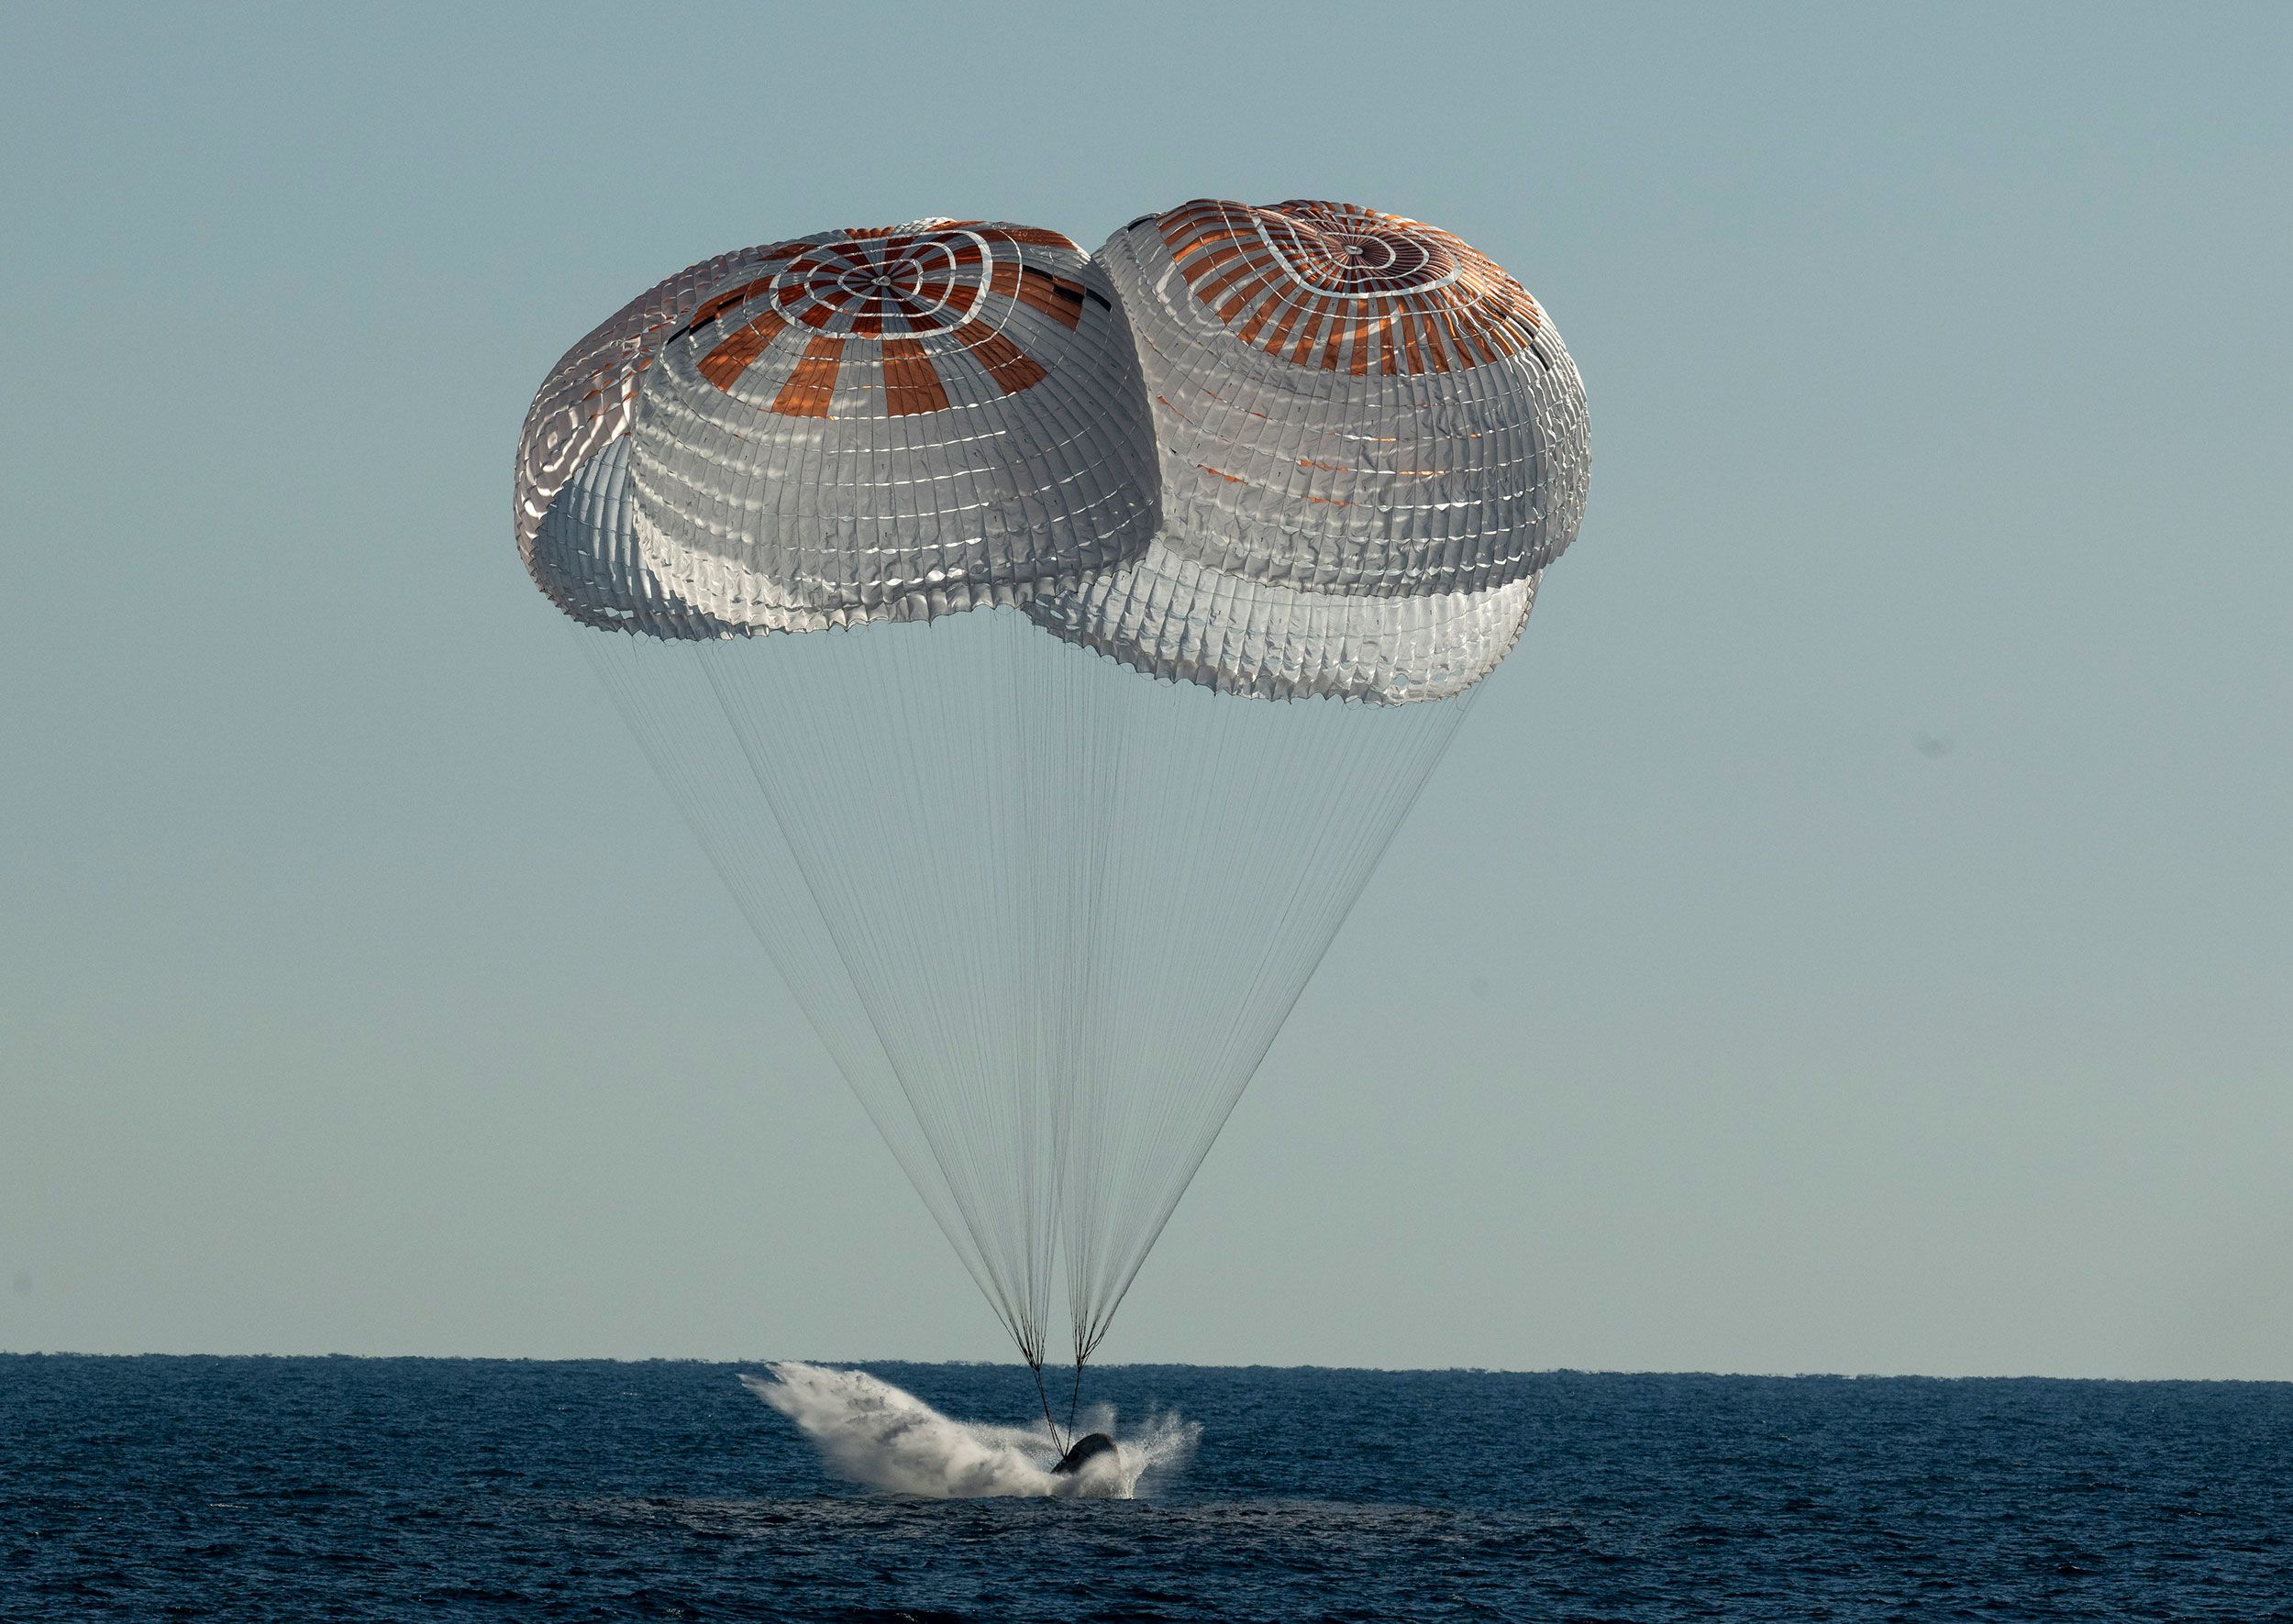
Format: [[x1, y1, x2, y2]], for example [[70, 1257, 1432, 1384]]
[[1157, 199, 1547, 376], [1085, 197, 1590, 602], [624, 219, 1157, 629], [514, 242, 792, 635], [515, 242, 787, 559], [669, 223, 1110, 417]]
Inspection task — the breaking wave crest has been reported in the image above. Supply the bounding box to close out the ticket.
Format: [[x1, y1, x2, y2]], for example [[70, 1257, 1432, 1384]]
[[741, 1362, 1197, 1498]]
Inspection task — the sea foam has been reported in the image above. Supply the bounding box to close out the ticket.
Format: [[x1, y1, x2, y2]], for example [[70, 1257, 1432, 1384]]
[[741, 1361, 1196, 1498]]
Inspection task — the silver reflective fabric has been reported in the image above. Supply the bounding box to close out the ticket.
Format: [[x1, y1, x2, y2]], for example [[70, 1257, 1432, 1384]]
[[530, 436, 742, 640], [1097, 198, 1589, 595], [515, 242, 785, 637], [628, 223, 1159, 631], [1033, 537, 1539, 703], [1030, 197, 1589, 705]]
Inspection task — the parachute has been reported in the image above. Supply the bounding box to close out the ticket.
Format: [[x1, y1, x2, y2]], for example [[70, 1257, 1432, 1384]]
[[515, 203, 1589, 1444]]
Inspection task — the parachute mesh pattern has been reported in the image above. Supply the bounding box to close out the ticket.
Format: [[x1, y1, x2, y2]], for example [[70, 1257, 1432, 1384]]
[[1030, 540, 1538, 704], [1097, 199, 1590, 598], [515, 241, 786, 636], [530, 437, 743, 640], [628, 223, 1161, 631]]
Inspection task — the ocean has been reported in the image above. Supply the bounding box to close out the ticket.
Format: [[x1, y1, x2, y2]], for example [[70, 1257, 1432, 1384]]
[[3, 1355, 2287, 1620]]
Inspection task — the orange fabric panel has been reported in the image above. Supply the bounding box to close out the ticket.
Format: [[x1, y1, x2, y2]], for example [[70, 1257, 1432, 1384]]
[[880, 337, 950, 416], [770, 335, 844, 417], [952, 323, 1047, 394], [698, 312, 789, 392]]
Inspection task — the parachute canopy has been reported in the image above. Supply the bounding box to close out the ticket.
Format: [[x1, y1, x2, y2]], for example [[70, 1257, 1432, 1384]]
[[628, 222, 1158, 631], [517, 220, 1159, 636], [1028, 198, 1587, 704], [1092, 198, 1587, 596], [514, 202, 1589, 1417]]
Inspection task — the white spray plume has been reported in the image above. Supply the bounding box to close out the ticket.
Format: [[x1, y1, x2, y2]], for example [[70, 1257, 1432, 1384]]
[[742, 1362, 1197, 1499]]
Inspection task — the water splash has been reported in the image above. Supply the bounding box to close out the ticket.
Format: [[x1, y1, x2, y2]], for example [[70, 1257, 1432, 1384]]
[[742, 1362, 1197, 1498]]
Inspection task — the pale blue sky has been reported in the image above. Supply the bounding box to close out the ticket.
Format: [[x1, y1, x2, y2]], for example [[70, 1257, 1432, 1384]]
[[3, 2, 2287, 1377]]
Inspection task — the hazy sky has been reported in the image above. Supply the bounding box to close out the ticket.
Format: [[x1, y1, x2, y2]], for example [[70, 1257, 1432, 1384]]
[[4, 3, 2287, 1378]]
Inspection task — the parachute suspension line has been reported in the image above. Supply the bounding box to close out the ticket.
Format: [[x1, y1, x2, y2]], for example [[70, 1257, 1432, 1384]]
[[692, 608, 1128, 1371], [780, 620, 1024, 1337], [576, 627, 1043, 1353], [579, 612, 1487, 1385], [1056, 670, 1480, 1365], [1029, 1358, 1068, 1458]]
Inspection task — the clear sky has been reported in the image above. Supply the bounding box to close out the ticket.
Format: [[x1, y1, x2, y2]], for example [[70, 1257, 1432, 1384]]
[[3, 2, 2287, 1378]]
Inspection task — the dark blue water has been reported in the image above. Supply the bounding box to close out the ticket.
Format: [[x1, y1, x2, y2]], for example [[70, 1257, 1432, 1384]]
[[4, 1356, 2288, 1621]]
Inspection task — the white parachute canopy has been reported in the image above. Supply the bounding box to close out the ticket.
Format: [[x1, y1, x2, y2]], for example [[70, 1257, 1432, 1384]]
[[514, 203, 1589, 1419]]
